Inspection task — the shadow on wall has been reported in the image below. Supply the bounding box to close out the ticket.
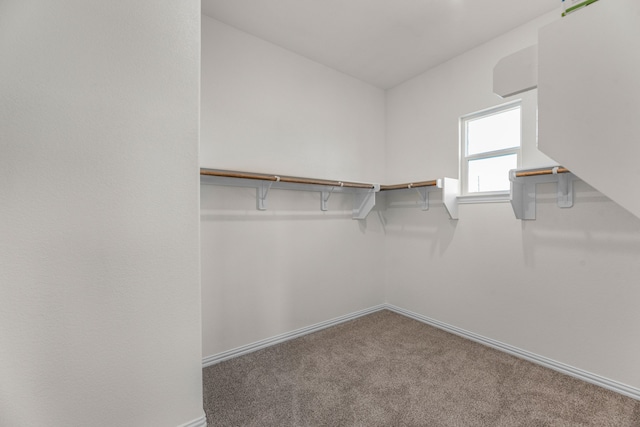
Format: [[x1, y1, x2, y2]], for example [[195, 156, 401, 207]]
[[520, 181, 640, 268], [200, 183, 390, 237], [202, 185, 354, 219], [379, 191, 458, 257]]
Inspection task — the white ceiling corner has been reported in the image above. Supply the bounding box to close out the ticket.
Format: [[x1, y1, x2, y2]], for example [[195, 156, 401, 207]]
[[201, 0, 559, 89]]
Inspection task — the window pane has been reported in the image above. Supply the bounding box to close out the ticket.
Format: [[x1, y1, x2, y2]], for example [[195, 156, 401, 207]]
[[466, 107, 520, 155], [467, 154, 517, 193]]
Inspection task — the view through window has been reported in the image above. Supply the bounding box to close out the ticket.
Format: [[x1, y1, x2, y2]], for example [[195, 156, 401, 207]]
[[461, 103, 521, 195]]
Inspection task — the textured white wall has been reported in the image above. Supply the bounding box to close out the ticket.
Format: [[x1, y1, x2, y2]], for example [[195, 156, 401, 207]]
[[200, 17, 386, 358], [0, 2, 202, 426], [539, 0, 640, 220], [201, 17, 386, 183], [385, 11, 640, 390], [385, 15, 555, 184]]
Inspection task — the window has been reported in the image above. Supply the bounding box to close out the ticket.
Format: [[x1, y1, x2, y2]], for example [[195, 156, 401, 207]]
[[460, 102, 521, 197]]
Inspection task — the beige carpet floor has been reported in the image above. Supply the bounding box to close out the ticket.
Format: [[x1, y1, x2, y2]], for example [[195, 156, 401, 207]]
[[202, 310, 640, 426]]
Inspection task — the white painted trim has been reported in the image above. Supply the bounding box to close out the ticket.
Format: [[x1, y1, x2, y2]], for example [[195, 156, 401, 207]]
[[177, 412, 207, 427], [202, 304, 386, 368], [201, 302, 640, 400], [457, 193, 511, 204], [385, 304, 640, 401]]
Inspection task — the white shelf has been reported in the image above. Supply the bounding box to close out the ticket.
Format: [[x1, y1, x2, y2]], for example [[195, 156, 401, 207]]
[[509, 167, 577, 220], [200, 173, 379, 220], [380, 178, 459, 220], [201, 169, 458, 220]]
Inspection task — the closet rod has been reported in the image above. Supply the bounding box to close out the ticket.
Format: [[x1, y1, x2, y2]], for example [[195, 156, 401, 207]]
[[515, 167, 570, 178], [379, 181, 438, 191], [200, 168, 375, 189]]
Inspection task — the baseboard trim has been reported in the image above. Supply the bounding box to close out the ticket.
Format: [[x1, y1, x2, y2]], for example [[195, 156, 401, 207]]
[[202, 304, 387, 368], [385, 304, 640, 401], [177, 412, 206, 427], [200, 302, 640, 400]]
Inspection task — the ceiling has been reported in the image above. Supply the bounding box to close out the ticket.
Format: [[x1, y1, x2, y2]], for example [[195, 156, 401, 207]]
[[202, 0, 559, 89]]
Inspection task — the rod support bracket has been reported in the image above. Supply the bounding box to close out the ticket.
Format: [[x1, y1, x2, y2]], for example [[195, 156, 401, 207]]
[[352, 184, 380, 220], [257, 181, 273, 210], [509, 168, 576, 220], [557, 173, 574, 208], [414, 187, 430, 211], [321, 187, 337, 211]]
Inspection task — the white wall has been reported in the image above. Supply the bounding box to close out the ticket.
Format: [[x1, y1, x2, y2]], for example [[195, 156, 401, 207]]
[[385, 10, 640, 390], [538, 0, 640, 220], [201, 17, 385, 183], [0, 2, 203, 426], [385, 17, 555, 183], [200, 17, 386, 358]]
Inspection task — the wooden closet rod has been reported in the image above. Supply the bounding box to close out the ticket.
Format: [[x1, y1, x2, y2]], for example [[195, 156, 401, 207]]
[[515, 167, 570, 178], [379, 181, 438, 191], [200, 168, 375, 189]]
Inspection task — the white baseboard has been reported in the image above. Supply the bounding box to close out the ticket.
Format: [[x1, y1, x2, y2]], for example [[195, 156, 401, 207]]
[[202, 304, 386, 368], [385, 304, 640, 401], [200, 303, 640, 401], [177, 412, 206, 427]]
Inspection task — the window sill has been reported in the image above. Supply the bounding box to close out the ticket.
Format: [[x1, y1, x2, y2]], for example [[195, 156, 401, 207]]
[[457, 192, 511, 204]]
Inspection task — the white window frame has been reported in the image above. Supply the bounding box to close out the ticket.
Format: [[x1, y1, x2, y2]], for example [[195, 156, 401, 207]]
[[459, 101, 522, 202]]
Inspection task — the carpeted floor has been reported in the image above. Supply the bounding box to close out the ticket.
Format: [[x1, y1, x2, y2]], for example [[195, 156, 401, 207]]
[[202, 310, 640, 426]]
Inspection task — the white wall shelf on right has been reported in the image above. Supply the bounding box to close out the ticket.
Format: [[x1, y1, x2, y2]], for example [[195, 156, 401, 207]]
[[509, 167, 577, 220]]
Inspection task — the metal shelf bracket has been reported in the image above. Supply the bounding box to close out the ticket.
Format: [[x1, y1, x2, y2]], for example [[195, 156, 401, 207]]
[[414, 186, 430, 210], [557, 173, 574, 208], [321, 185, 340, 211], [256, 181, 274, 210], [352, 184, 380, 220]]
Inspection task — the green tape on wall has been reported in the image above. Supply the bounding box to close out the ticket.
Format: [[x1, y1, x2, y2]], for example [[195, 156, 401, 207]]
[[562, 0, 600, 16]]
